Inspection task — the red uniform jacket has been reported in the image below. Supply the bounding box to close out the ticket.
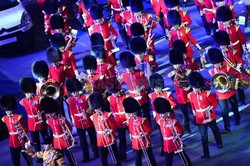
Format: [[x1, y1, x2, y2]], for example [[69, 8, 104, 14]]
[[91, 112, 117, 147], [67, 95, 93, 129], [157, 117, 184, 153], [20, 96, 47, 131], [58, 6, 70, 33], [126, 116, 152, 150], [109, 0, 123, 23], [107, 94, 127, 128], [88, 21, 118, 51], [151, 0, 169, 19], [202, 0, 217, 23], [78, 1, 94, 27], [164, 9, 192, 29], [188, 90, 218, 124], [209, 66, 240, 100], [222, 48, 243, 67], [120, 8, 134, 25], [105, 50, 117, 66], [135, 55, 158, 72], [59, 51, 77, 78], [2, 114, 28, 148], [47, 116, 73, 150], [95, 63, 116, 78], [43, 13, 53, 34]]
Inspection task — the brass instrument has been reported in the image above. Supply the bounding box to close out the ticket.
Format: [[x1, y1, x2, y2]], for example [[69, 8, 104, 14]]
[[200, 53, 207, 69], [40, 82, 60, 99], [168, 68, 189, 88], [13, 119, 31, 147], [211, 73, 237, 93]]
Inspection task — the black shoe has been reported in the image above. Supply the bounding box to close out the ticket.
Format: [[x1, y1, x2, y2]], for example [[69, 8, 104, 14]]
[[200, 155, 210, 159], [36, 158, 43, 163], [221, 129, 231, 134], [217, 144, 223, 149]]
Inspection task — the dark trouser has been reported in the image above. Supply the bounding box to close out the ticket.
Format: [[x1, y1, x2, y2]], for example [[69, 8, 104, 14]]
[[196, 7, 211, 35], [57, 148, 77, 166], [237, 88, 246, 103], [159, 12, 167, 38], [245, 5, 250, 27], [208, 22, 218, 34], [197, 120, 222, 156], [116, 22, 130, 48], [141, 101, 152, 125], [77, 126, 98, 160], [30, 128, 48, 152], [10, 147, 33, 166], [98, 143, 121, 166], [117, 128, 127, 160], [179, 103, 191, 132], [134, 146, 157, 166], [164, 150, 192, 166], [218, 94, 241, 130]]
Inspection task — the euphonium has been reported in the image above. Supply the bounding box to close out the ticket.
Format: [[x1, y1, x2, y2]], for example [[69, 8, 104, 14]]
[[40, 82, 60, 99], [211, 73, 236, 93]]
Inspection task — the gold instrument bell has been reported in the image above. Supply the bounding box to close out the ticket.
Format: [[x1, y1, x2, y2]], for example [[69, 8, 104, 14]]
[[211, 73, 236, 93], [40, 82, 60, 99]]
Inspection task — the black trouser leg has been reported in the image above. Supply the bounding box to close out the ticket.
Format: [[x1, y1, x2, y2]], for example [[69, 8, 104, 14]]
[[40, 128, 49, 140], [228, 94, 241, 123], [218, 99, 230, 130], [99, 144, 121, 166], [134, 147, 156, 166], [164, 152, 174, 166], [146, 146, 157, 166], [208, 120, 222, 146], [30, 130, 41, 152], [141, 101, 151, 125], [179, 103, 190, 132], [117, 22, 129, 48], [21, 150, 33, 166], [64, 148, 77, 166], [177, 150, 192, 166], [159, 12, 167, 37], [117, 128, 127, 160], [198, 124, 209, 156], [111, 143, 121, 166], [208, 22, 218, 34], [10, 147, 21, 166], [237, 88, 246, 104], [134, 149, 143, 166], [77, 128, 90, 160], [87, 126, 98, 156]]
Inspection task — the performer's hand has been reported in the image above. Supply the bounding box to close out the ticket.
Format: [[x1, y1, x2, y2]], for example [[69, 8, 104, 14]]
[[25, 141, 31, 149]]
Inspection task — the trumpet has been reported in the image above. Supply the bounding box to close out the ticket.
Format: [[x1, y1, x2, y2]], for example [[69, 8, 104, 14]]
[[40, 82, 60, 99]]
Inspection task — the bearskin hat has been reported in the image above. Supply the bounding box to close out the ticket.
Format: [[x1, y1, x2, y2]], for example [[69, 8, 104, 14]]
[[154, 97, 171, 114], [167, 10, 181, 28], [40, 97, 59, 114], [66, 78, 82, 93], [123, 97, 141, 113], [0, 94, 17, 111], [46, 47, 62, 63], [91, 45, 106, 59], [149, 73, 164, 89], [41, 136, 53, 145], [57, 0, 69, 6], [122, 0, 129, 7], [82, 55, 97, 70], [164, 0, 180, 8], [119, 51, 136, 68], [82, 0, 97, 9], [90, 4, 103, 20], [50, 14, 64, 30], [169, 49, 184, 65], [131, 22, 145, 37], [213, 30, 230, 46], [216, 6, 232, 22], [50, 33, 66, 48], [172, 39, 187, 54], [130, 0, 144, 12], [130, 37, 147, 55], [90, 33, 105, 47], [207, 48, 224, 64], [19, 77, 36, 94], [188, 72, 204, 88], [88, 92, 105, 110], [32, 60, 49, 79], [43, 0, 58, 15], [106, 78, 122, 94]]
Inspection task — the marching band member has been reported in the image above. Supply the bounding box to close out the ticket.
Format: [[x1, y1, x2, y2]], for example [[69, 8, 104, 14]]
[[50, 14, 70, 36], [187, 72, 223, 159], [88, 92, 121, 166], [0, 94, 33, 166], [120, 0, 134, 32], [19, 77, 48, 163], [208, 48, 241, 134], [119, 51, 151, 124], [66, 78, 99, 162], [154, 97, 192, 166], [42, 0, 58, 35], [123, 97, 157, 166], [41, 97, 77, 166], [151, 0, 168, 22], [167, 49, 192, 133], [77, 0, 97, 28], [88, 4, 119, 52]]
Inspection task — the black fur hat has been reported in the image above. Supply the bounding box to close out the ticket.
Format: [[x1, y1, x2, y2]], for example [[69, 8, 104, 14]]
[[131, 22, 145, 37], [90, 33, 105, 47], [123, 97, 141, 113], [50, 14, 64, 30], [172, 39, 187, 54], [149, 73, 164, 89], [90, 4, 103, 20], [130, 37, 147, 55], [82, 55, 97, 70], [122, 0, 129, 7], [43, 0, 58, 15], [32, 60, 49, 79], [19, 77, 36, 94], [130, 0, 144, 12], [119, 51, 136, 68], [46, 47, 62, 63], [169, 49, 184, 65], [216, 6, 232, 22], [66, 78, 82, 93], [82, 0, 97, 9], [154, 97, 171, 114], [164, 0, 180, 8], [188, 72, 204, 88], [40, 97, 59, 114], [50, 33, 66, 48], [213, 30, 230, 46], [106, 78, 122, 94], [91, 46, 106, 59], [88, 92, 105, 110], [0, 94, 17, 111], [207, 48, 224, 64], [167, 10, 181, 28]]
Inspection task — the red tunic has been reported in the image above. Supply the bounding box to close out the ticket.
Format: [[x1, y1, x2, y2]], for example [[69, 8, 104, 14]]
[[95, 63, 115, 78], [20, 96, 47, 131], [2, 114, 28, 148], [105, 50, 117, 66], [203, 0, 217, 23], [164, 9, 192, 29], [90, 112, 117, 147], [47, 116, 73, 150], [48, 64, 66, 85], [134, 55, 158, 71], [78, 1, 94, 27], [67, 95, 93, 129], [120, 8, 134, 25], [109, 0, 123, 23], [151, 0, 169, 19], [188, 90, 218, 124], [222, 48, 243, 67], [59, 51, 77, 78]]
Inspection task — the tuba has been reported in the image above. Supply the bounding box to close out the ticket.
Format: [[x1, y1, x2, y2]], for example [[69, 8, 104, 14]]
[[40, 82, 60, 99], [211, 73, 237, 93]]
